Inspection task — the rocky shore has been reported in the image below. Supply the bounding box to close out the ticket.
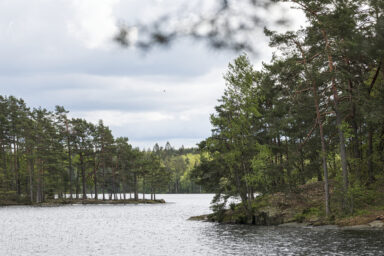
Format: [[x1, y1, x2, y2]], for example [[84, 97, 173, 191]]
[[189, 214, 384, 230], [189, 181, 384, 230]]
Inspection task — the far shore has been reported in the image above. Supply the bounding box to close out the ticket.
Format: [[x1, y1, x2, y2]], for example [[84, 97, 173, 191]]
[[0, 198, 166, 207]]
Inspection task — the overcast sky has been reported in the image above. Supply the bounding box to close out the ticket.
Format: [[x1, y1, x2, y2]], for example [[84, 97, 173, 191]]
[[0, 0, 305, 149]]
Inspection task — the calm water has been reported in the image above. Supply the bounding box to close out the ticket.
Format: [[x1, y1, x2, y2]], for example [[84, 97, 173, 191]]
[[0, 194, 383, 256]]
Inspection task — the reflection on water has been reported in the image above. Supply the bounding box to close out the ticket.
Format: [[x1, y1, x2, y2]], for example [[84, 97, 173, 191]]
[[0, 194, 383, 256]]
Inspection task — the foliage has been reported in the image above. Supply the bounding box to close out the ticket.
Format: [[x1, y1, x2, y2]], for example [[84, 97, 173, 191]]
[[190, 0, 384, 220], [0, 97, 199, 203]]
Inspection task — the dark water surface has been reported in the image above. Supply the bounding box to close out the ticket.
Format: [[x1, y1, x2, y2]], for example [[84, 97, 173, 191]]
[[0, 194, 383, 256]]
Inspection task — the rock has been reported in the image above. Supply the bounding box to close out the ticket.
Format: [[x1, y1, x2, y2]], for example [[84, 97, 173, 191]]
[[253, 211, 285, 225], [368, 220, 384, 228], [316, 225, 339, 230], [309, 216, 320, 223], [278, 222, 310, 228], [341, 225, 371, 230], [188, 214, 210, 221]]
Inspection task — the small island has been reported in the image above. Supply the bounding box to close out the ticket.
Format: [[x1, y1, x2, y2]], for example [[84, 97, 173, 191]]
[[1, 198, 165, 207]]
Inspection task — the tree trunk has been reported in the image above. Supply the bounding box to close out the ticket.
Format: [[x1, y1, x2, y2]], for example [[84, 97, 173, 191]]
[[299, 143, 305, 185], [348, 80, 361, 160], [94, 156, 98, 200], [27, 155, 34, 203], [36, 159, 42, 203], [285, 140, 292, 190], [122, 175, 126, 200], [142, 178, 145, 200], [76, 168, 79, 199], [295, 40, 330, 217], [112, 159, 118, 200], [321, 29, 349, 197], [335, 107, 349, 192], [1, 141, 7, 191], [14, 139, 21, 195], [102, 160, 105, 201], [134, 173, 138, 200], [313, 82, 331, 217], [65, 122, 73, 200], [234, 164, 252, 223], [367, 129, 375, 184], [80, 153, 87, 200]]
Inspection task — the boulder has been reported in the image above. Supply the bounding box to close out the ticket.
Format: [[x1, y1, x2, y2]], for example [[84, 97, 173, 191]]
[[341, 225, 371, 230], [368, 220, 384, 228], [278, 222, 309, 228]]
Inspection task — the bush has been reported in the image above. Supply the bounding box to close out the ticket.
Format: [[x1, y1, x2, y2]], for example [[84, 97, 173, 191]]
[[348, 184, 377, 211], [0, 191, 31, 205]]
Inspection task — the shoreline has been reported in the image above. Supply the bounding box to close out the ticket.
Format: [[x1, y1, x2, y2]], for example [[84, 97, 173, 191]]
[[188, 181, 384, 230], [0, 198, 166, 207], [188, 214, 384, 230]]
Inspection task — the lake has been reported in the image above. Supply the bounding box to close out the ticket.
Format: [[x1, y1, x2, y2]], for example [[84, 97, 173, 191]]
[[0, 194, 383, 255]]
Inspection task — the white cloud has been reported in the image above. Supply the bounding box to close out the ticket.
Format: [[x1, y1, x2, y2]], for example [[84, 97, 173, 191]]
[[1, 67, 224, 148], [67, 0, 120, 49]]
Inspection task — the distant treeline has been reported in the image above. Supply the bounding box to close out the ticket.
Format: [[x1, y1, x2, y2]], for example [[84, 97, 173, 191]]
[[0, 96, 201, 204], [191, 0, 384, 218]]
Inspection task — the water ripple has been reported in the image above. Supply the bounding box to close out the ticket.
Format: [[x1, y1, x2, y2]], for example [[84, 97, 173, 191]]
[[0, 194, 383, 256]]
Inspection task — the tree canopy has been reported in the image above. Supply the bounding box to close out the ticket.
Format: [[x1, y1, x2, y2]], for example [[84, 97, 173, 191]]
[[190, 0, 384, 219], [0, 96, 200, 204]]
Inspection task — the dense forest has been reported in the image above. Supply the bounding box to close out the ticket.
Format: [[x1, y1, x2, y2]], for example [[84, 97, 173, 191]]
[[0, 97, 201, 204], [190, 0, 384, 221]]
